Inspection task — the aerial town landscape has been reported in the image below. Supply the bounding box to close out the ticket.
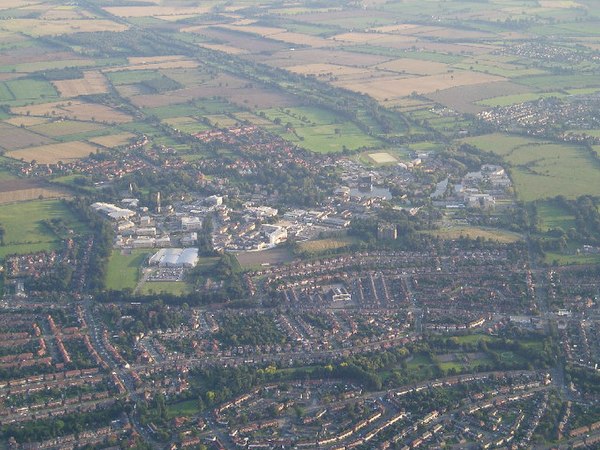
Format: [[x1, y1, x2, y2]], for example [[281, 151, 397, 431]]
[[0, 0, 599, 449]]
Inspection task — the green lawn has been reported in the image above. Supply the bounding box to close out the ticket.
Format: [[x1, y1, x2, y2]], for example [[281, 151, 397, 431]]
[[0, 199, 87, 259], [544, 252, 600, 266], [426, 226, 523, 243], [166, 399, 200, 419], [139, 281, 191, 296], [106, 249, 150, 291], [537, 200, 576, 232]]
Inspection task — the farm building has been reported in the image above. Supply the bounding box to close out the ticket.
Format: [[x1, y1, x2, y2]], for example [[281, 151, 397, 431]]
[[149, 248, 199, 268]]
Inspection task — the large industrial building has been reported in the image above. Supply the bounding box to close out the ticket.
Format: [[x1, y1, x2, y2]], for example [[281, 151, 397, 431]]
[[91, 202, 136, 221], [149, 248, 199, 268]]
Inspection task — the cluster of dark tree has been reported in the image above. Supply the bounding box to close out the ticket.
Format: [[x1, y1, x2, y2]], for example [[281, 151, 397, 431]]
[[64, 198, 113, 291], [138, 75, 182, 94], [32, 67, 84, 81], [242, 163, 332, 207], [56, 30, 179, 58], [115, 169, 212, 209], [104, 300, 185, 335], [566, 365, 600, 395], [215, 313, 288, 347], [532, 390, 565, 444], [531, 196, 600, 255], [196, 216, 214, 257], [185, 253, 245, 299], [569, 403, 600, 430], [442, 142, 505, 173], [25, 262, 74, 293], [465, 202, 535, 233]]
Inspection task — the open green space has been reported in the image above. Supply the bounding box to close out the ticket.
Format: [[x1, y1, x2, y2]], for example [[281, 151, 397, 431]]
[[537, 200, 576, 233], [544, 251, 600, 266], [0, 199, 87, 259], [106, 249, 150, 291], [297, 235, 360, 255], [462, 134, 600, 201], [425, 226, 523, 243], [166, 399, 200, 419], [139, 281, 191, 296]]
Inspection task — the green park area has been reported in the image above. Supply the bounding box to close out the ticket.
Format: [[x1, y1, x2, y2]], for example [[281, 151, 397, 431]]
[[0, 199, 86, 259]]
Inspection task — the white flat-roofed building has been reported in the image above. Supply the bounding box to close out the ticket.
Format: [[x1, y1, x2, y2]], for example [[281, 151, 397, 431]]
[[262, 225, 287, 246], [206, 195, 223, 206], [181, 216, 203, 231], [91, 202, 136, 221], [136, 227, 157, 237], [132, 237, 155, 248], [149, 248, 199, 268], [178, 248, 199, 267], [154, 236, 171, 248], [330, 287, 351, 302], [180, 232, 198, 246]]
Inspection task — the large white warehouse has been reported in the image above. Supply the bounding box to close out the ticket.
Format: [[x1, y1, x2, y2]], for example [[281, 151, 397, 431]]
[[149, 248, 199, 268]]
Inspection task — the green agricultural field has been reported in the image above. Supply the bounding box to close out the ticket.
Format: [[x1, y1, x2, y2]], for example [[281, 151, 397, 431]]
[[453, 63, 543, 79], [106, 70, 158, 85], [462, 133, 600, 200], [0, 199, 87, 259], [105, 249, 150, 291], [461, 133, 537, 157], [537, 200, 576, 232], [143, 104, 200, 120], [509, 145, 600, 201], [164, 116, 211, 134], [478, 91, 567, 107], [5, 79, 58, 101], [0, 59, 95, 74], [0, 168, 18, 181], [0, 83, 14, 102], [204, 114, 239, 128], [29, 120, 105, 138], [514, 73, 600, 90], [259, 107, 382, 153]]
